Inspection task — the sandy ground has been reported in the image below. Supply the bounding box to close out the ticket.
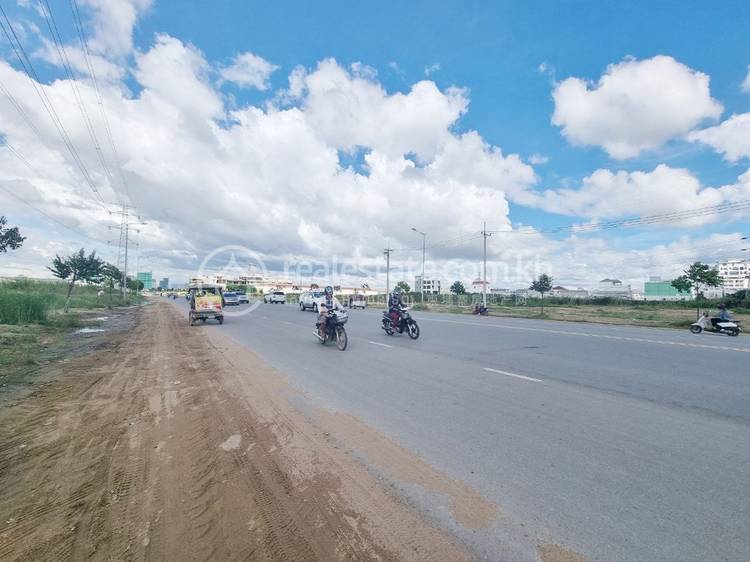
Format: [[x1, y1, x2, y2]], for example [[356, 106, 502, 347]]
[[0, 301, 477, 561]]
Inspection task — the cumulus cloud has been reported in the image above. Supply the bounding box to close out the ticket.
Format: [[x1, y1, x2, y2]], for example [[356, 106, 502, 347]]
[[522, 165, 723, 223], [742, 66, 750, 93], [0, 37, 538, 282], [528, 154, 548, 165], [552, 55, 723, 159], [688, 113, 750, 162], [424, 62, 441, 76], [81, 0, 152, 59], [219, 52, 279, 90]]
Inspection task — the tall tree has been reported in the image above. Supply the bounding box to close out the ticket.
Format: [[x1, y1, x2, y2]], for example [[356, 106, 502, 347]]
[[396, 281, 411, 294], [450, 280, 466, 295], [671, 261, 723, 319], [530, 273, 553, 313], [48, 249, 105, 313], [0, 216, 25, 254], [102, 263, 122, 309]]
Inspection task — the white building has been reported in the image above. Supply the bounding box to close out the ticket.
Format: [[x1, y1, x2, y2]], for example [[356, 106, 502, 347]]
[[716, 259, 750, 294], [415, 276, 441, 294], [590, 278, 632, 299]]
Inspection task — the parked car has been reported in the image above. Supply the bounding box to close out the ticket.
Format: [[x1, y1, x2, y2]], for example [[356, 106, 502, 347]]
[[236, 292, 249, 304], [223, 291, 240, 306], [299, 290, 325, 311], [264, 291, 286, 304]]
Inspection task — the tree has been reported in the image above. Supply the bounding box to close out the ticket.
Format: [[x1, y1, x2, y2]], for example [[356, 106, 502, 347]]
[[450, 280, 466, 295], [310, 283, 319, 289], [127, 277, 144, 291], [671, 261, 723, 319], [396, 281, 411, 294], [0, 216, 25, 254], [102, 263, 122, 309], [530, 273, 553, 313], [48, 249, 105, 313]]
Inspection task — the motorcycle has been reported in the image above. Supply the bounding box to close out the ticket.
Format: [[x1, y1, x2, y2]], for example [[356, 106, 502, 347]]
[[315, 310, 349, 350], [382, 306, 420, 339], [690, 315, 741, 337]]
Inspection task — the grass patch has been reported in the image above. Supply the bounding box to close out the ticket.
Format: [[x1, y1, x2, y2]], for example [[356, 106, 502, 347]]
[[0, 279, 141, 325]]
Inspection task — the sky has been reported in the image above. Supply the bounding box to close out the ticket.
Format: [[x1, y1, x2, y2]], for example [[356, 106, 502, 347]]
[[1, 0, 749, 289]]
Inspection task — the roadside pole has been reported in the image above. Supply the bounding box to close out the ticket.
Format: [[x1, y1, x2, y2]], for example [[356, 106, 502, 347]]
[[481, 222, 491, 308], [384, 246, 392, 302]]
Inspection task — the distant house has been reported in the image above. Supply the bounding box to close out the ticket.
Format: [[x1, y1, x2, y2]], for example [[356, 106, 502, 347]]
[[550, 285, 589, 298], [590, 278, 632, 299]]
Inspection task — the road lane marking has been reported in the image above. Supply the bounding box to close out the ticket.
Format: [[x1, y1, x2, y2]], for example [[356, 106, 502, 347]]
[[280, 320, 295, 325], [422, 318, 750, 353], [483, 367, 542, 382], [368, 341, 394, 348]]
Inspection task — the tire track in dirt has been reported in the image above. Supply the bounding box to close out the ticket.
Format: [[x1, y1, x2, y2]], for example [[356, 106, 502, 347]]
[[0, 301, 474, 561]]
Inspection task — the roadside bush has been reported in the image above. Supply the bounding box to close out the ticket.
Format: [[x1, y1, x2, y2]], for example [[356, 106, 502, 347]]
[[0, 289, 51, 324]]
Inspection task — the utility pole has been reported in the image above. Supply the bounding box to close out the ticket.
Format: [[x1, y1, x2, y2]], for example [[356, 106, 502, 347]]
[[122, 206, 129, 301], [411, 227, 426, 304], [481, 222, 492, 308], [384, 245, 392, 300]]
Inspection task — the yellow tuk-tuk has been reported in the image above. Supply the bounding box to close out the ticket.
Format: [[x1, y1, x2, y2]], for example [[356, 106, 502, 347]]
[[187, 283, 224, 325]]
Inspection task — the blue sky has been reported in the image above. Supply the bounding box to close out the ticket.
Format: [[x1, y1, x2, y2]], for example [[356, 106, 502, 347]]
[[1, 0, 749, 286]]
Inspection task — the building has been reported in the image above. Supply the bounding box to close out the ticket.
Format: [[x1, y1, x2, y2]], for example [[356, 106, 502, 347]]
[[590, 278, 632, 299], [643, 277, 689, 301], [415, 276, 441, 295], [716, 259, 750, 294], [550, 286, 589, 298], [137, 271, 153, 291], [158, 277, 169, 290]]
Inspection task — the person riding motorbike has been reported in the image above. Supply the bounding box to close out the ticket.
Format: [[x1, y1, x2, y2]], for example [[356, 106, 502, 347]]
[[317, 285, 343, 338], [711, 303, 733, 328], [388, 286, 406, 330]]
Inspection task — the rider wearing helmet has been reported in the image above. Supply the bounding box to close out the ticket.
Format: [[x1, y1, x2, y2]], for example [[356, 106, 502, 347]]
[[318, 285, 343, 338], [388, 286, 405, 330], [712, 303, 733, 328]]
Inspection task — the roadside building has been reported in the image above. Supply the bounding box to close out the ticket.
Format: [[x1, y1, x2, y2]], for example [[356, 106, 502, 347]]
[[415, 276, 441, 295], [158, 277, 169, 290], [550, 286, 589, 298], [643, 277, 689, 300], [590, 278, 632, 299], [137, 271, 153, 291], [716, 259, 750, 294]]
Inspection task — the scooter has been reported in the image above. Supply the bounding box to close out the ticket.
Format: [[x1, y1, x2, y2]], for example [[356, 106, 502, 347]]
[[690, 314, 741, 337], [315, 310, 349, 350]]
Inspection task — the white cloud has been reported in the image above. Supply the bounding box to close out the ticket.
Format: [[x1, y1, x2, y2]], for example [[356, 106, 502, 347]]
[[528, 154, 548, 165], [220, 52, 279, 90], [688, 113, 750, 162], [552, 55, 723, 159], [424, 62, 441, 76], [81, 0, 152, 59], [521, 164, 728, 226], [742, 66, 750, 93], [0, 42, 537, 282]]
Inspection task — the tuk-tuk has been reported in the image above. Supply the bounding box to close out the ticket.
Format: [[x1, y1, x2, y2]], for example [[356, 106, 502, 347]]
[[187, 283, 224, 325]]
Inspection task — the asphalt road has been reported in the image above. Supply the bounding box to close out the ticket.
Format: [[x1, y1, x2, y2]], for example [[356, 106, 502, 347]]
[[172, 298, 750, 561]]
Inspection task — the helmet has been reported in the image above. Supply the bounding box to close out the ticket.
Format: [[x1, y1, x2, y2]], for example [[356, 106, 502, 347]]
[[324, 285, 333, 296], [393, 286, 402, 295], [718, 303, 726, 309]]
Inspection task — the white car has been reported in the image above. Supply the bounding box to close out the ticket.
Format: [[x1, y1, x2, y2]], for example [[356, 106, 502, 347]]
[[223, 291, 240, 306], [264, 291, 286, 304], [299, 290, 326, 311], [236, 292, 249, 304]]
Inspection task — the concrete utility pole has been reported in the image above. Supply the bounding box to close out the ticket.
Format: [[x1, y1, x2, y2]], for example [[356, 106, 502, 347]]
[[411, 227, 426, 304], [122, 207, 129, 301], [481, 222, 492, 308], [384, 245, 392, 300]]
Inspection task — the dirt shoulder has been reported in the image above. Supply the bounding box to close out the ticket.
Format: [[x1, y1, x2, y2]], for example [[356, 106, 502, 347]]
[[0, 300, 472, 561]]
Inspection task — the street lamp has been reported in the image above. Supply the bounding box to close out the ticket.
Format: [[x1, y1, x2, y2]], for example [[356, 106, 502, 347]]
[[411, 227, 426, 304]]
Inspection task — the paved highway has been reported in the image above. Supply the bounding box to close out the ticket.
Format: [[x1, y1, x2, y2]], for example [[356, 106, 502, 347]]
[[172, 298, 750, 561]]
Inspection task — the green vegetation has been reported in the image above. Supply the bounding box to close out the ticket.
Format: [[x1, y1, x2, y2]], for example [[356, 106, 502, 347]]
[[530, 273, 553, 313], [671, 261, 723, 320], [0, 216, 25, 254], [0, 278, 138, 325]]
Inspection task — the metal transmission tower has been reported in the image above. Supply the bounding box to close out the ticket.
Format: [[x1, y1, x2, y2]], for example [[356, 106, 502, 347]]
[[111, 205, 146, 301]]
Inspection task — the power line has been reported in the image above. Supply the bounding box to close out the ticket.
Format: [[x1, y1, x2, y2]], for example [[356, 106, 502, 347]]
[[0, 2, 109, 212], [37, 0, 114, 193]]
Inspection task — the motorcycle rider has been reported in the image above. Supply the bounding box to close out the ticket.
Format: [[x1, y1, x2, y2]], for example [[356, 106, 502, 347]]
[[711, 303, 733, 329], [317, 285, 343, 338], [388, 286, 405, 331]]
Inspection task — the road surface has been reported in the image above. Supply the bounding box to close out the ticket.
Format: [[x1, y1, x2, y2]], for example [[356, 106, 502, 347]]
[[173, 298, 750, 561]]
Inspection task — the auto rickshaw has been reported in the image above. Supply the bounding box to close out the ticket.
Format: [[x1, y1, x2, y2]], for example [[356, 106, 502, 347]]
[[187, 283, 224, 325]]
